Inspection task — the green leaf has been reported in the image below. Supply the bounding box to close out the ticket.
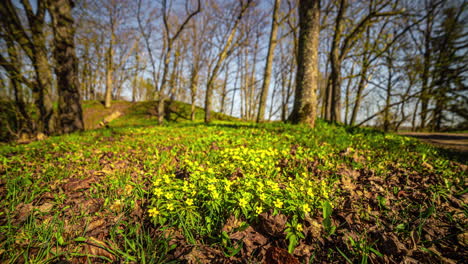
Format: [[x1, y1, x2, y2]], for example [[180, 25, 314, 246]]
[[336, 247, 353, 264], [396, 223, 405, 231], [57, 234, 65, 246], [74, 237, 87, 242], [369, 247, 383, 257], [323, 200, 332, 219], [287, 234, 298, 254]]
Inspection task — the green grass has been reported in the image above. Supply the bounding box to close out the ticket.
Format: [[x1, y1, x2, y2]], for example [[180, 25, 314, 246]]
[[0, 102, 465, 263]]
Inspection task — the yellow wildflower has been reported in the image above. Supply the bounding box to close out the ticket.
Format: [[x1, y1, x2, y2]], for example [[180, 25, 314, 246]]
[[256, 206, 263, 214], [296, 223, 303, 232], [238, 197, 249, 208], [148, 207, 160, 217], [153, 179, 161, 186], [186, 199, 194, 206], [166, 203, 174, 211], [165, 192, 174, 199], [273, 199, 283, 208], [303, 203, 311, 213], [163, 174, 171, 184], [154, 188, 163, 197]]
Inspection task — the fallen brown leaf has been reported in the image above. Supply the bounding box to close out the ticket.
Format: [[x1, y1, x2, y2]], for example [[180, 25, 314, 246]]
[[257, 212, 287, 238], [87, 218, 106, 232], [230, 226, 268, 256], [63, 177, 97, 192], [14, 203, 33, 224], [264, 246, 300, 264]]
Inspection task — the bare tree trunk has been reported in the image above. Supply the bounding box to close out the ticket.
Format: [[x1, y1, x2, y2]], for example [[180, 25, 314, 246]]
[[419, 3, 435, 130], [132, 52, 140, 102], [241, 47, 249, 119], [205, 0, 251, 123], [168, 48, 181, 101], [230, 62, 240, 117], [189, 64, 199, 121], [327, 0, 346, 123], [281, 56, 295, 121], [257, 0, 281, 122], [31, 19, 54, 134], [248, 33, 260, 120], [104, 13, 115, 108], [411, 98, 420, 131], [0, 0, 55, 134], [220, 63, 229, 114], [343, 63, 355, 125], [105, 44, 113, 108], [289, 0, 320, 127], [4, 39, 34, 134], [383, 55, 393, 132], [48, 0, 84, 133], [268, 78, 279, 120], [327, 0, 402, 124]]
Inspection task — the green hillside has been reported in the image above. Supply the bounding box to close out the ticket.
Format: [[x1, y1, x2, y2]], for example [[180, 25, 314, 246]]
[[0, 105, 466, 263], [82, 100, 239, 129]]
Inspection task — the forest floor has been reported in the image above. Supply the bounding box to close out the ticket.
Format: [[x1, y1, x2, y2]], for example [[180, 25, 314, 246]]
[[0, 101, 466, 264]]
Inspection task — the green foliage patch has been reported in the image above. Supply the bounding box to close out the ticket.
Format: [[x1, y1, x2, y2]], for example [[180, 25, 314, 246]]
[[0, 118, 465, 263]]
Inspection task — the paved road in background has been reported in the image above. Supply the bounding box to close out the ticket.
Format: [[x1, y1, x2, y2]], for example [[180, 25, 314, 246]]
[[398, 132, 468, 153]]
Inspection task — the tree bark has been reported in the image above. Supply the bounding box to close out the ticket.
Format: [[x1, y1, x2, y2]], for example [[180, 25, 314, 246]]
[[257, 0, 281, 123], [383, 55, 393, 132], [204, 0, 251, 123], [289, 0, 320, 127], [48, 0, 84, 133], [327, 0, 346, 123], [4, 39, 34, 134], [419, 3, 435, 130], [104, 11, 115, 108], [220, 63, 229, 114], [105, 45, 113, 108], [0, 0, 55, 134], [189, 64, 199, 121]]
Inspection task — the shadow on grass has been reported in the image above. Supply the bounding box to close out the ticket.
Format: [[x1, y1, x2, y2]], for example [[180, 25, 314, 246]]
[[435, 147, 467, 164]]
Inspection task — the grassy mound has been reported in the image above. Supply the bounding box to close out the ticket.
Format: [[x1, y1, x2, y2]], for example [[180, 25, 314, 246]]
[[0, 118, 466, 263], [83, 100, 238, 129]]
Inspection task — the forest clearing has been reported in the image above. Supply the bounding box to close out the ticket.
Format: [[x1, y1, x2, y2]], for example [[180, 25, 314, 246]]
[[0, 0, 466, 263], [0, 101, 466, 263]]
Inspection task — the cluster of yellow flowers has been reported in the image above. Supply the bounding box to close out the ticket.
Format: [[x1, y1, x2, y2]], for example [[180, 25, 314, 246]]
[[147, 146, 333, 224]]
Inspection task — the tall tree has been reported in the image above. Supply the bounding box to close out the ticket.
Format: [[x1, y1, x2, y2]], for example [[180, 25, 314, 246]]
[[257, 0, 281, 122], [289, 0, 320, 127], [204, 0, 252, 123], [156, 0, 201, 123], [0, 37, 34, 135], [0, 0, 55, 134], [48, 0, 84, 133], [429, 3, 467, 130], [324, 0, 402, 123]]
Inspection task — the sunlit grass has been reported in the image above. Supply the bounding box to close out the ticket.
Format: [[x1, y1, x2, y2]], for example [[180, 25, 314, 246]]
[[0, 117, 465, 262]]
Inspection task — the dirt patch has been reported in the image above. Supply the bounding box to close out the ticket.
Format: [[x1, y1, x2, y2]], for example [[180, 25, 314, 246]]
[[83, 101, 133, 129]]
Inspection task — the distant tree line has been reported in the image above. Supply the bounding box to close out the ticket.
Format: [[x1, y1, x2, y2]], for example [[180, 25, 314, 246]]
[[0, 0, 466, 141]]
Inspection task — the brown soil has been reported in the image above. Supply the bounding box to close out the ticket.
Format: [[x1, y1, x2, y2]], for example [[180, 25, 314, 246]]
[[83, 101, 133, 129]]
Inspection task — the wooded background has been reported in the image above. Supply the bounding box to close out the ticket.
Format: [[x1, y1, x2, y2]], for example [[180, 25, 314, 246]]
[[0, 0, 466, 140]]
